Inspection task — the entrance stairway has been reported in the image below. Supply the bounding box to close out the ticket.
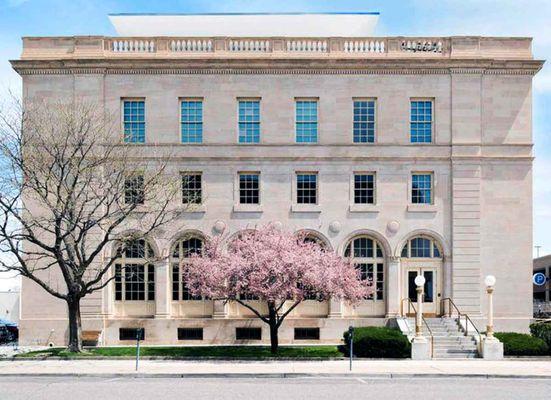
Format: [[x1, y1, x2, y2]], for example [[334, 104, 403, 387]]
[[407, 317, 480, 359]]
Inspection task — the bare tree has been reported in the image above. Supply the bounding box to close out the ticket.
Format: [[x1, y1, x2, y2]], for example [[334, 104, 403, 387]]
[[0, 98, 185, 352]]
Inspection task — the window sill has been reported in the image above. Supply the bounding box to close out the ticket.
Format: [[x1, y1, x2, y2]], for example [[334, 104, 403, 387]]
[[233, 204, 263, 213], [407, 204, 438, 213], [349, 204, 380, 213], [291, 204, 322, 213], [177, 204, 206, 213]]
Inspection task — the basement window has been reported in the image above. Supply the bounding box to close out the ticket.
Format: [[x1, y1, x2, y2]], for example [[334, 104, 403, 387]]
[[236, 327, 262, 340], [178, 328, 204, 341], [119, 328, 145, 341], [294, 328, 320, 340]]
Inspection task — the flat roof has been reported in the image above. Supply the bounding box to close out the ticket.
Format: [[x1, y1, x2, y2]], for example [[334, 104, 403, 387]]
[[108, 13, 379, 37]]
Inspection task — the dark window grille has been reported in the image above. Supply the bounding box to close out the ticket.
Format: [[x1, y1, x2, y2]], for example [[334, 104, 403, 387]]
[[296, 173, 317, 204], [124, 175, 145, 205], [239, 173, 260, 204], [354, 174, 375, 204], [182, 174, 202, 204]]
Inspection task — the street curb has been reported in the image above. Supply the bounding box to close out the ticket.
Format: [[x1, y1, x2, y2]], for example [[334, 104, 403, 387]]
[[0, 372, 550, 379]]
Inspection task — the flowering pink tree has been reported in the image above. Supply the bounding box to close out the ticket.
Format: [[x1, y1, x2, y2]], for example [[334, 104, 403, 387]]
[[185, 225, 373, 353]]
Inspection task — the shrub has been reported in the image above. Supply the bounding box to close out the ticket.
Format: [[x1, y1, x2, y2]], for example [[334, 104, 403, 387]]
[[530, 323, 551, 353], [494, 332, 549, 356], [341, 326, 411, 358]]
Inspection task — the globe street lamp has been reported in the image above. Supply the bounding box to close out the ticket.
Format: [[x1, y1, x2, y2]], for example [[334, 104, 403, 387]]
[[414, 274, 426, 339], [484, 275, 497, 341]]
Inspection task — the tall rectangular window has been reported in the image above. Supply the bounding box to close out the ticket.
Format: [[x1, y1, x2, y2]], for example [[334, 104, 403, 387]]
[[410, 100, 433, 143], [123, 99, 145, 143], [239, 173, 260, 204], [296, 173, 317, 204], [411, 173, 433, 204], [296, 100, 318, 143], [181, 100, 203, 143], [353, 100, 376, 143], [124, 175, 144, 205], [354, 173, 375, 204], [238, 100, 260, 143], [182, 173, 202, 204]]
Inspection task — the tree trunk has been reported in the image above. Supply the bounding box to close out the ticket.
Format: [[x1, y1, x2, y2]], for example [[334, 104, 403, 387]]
[[268, 304, 279, 354], [67, 295, 82, 352]]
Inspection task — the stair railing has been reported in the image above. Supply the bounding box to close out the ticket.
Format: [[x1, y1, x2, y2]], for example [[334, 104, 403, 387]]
[[401, 298, 434, 358], [441, 297, 482, 343]]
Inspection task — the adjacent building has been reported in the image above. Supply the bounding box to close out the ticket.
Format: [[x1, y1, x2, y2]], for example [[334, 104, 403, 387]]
[[11, 13, 543, 346], [533, 255, 551, 315]]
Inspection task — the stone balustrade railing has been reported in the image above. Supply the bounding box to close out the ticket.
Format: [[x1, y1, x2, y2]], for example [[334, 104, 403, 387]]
[[19, 36, 534, 60]]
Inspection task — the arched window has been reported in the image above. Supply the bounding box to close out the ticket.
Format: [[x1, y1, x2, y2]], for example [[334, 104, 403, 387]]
[[299, 231, 329, 250], [344, 236, 385, 300], [401, 236, 442, 258], [171, 236, 204, 301], [114, 239, 155, 301]]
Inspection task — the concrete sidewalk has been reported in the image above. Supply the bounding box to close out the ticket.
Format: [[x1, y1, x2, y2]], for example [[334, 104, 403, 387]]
[[1, 359, 551, 379]]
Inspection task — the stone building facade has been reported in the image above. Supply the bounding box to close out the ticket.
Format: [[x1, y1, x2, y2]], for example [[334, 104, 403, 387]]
[[11, 15, 543, 346]]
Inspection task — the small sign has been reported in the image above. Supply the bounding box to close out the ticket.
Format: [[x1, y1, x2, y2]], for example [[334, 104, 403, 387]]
[[533, 272, 547, 286]]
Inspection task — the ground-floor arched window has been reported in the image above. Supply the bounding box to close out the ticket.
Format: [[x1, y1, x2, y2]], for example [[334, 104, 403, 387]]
[[344, 236, 385, 300], [401, 236, 442, 259], [114, 239, 155, 301], [171, 236, 204, 301]]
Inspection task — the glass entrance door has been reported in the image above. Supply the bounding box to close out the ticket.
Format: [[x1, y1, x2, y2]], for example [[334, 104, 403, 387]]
[[406, 268, 439, 315]]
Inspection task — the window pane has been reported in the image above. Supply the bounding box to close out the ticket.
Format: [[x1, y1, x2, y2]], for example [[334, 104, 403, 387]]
[[354, 174, 375, 204], [182, 174, 202, 204], [238, 100, 260, 143], [410, 101, 433, 143], [412, 174, 432, 204], [123, 100, 145, 143], [239, 173, 260, 204], [181, 101, 203, 143], [411, 237, 431, 258], [353, 100, 375, 143], [296, 101, 318, 143], [296, 173, 317, 204]]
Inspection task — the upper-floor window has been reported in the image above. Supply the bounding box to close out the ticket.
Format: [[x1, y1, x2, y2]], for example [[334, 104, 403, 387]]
[[296, 100, 318, 143], [239, 173, 260, 204], [123, 99, 145, 143], [238, 100, 260, 143], [181, 100, 203, 143], [354, 173, 375, 204], [411, 173, 433, 204], [182, 173, 202, 205], [353, 100, 376, 143], [124, 174, 144, 205], [296, 173, 318, 204], [410, 100, 433, 143]]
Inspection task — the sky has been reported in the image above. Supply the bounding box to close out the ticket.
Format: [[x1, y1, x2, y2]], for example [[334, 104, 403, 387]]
[[0, 0, 550, 289]]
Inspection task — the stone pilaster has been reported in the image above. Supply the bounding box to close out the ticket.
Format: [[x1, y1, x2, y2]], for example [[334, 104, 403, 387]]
[[451, 161, 482, 316], [386, 256, 401, 317], [154, 259, 170, 318]]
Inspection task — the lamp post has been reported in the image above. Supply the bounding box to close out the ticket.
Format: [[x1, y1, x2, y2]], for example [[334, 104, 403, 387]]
[[414, 274, 426, 339], [484, 275, 497, 341]]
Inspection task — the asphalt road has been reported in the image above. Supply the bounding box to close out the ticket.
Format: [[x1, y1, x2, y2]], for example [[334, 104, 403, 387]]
[[1, 376, 550, 400]]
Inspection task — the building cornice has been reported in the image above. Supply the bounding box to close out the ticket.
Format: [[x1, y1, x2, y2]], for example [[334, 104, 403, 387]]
[[10, 58, 544, 76]]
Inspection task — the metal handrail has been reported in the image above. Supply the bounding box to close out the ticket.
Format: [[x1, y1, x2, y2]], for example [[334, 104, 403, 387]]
[[441, 297, 482, 343], [401, 298, 434, 358]]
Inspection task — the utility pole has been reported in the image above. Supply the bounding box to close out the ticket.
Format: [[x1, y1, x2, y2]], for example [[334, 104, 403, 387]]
[[535, 245, 542, 258]]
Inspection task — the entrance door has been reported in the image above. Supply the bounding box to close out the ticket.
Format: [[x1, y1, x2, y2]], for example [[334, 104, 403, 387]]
[[405, 267, 440, 316]]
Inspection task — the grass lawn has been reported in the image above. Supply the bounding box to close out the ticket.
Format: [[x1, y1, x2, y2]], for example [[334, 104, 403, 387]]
[[16, 345, 342, 359]]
